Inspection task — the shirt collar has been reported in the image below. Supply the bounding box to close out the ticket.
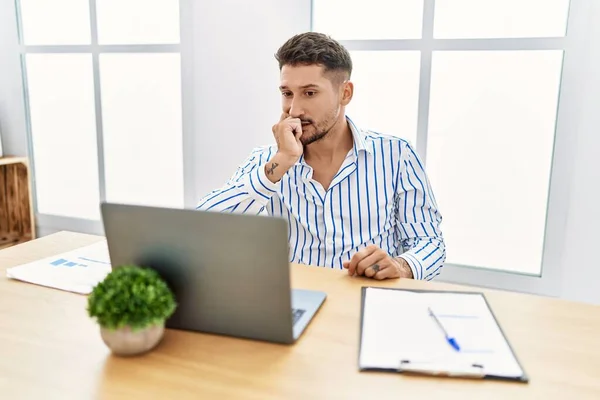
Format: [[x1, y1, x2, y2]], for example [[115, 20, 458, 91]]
[[296, 115, 372, 165], [346, 115, 372, 156]]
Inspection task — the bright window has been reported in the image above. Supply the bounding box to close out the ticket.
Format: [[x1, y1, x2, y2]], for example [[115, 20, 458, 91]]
[[19, 0, 183, 222], [26, 54, 100, 219], [19, 0, 92, 45], [433, 0, 570, 39], [347, 51, 420, 145], [313, 0, 571, 276], [100, 53, 184, 208], [96, 0, 180, 44], [427, 50, 563, 274], [312, 0, 424, 40]]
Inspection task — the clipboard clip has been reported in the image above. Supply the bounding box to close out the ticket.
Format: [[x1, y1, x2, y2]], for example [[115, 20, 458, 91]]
[[398, 360, 485, 379]]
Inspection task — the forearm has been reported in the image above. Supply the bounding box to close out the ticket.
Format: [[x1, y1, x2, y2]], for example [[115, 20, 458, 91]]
[[196, 185, 264, 215], [197, 162, 281, 213], [393, 257, 414, 279], [263, 153, 297, 184]]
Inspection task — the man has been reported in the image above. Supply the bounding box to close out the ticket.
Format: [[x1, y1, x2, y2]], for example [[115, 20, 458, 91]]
[[197, 32, 445, 280]]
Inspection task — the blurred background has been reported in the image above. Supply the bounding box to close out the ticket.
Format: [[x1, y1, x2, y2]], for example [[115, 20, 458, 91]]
[[0, 0, 598, 303]]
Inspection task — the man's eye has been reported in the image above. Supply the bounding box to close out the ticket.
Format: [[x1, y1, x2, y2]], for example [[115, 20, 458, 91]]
[[305, 91, 316, 97], [282, 92, 292, 97]]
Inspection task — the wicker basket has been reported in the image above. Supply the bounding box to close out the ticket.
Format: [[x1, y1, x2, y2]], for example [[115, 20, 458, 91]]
[[0, 157, 35, 250]]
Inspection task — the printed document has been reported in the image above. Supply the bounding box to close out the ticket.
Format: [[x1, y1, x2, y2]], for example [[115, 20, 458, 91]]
[[359, 287, 524, 378], [6, 241, 111, 294]]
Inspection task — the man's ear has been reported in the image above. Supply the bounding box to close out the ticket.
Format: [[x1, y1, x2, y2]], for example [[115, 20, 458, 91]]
[[340, 81, 353, 106]]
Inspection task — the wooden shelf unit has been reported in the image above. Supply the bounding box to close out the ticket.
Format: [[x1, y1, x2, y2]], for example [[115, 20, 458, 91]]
[[0, 156, 35, 250]]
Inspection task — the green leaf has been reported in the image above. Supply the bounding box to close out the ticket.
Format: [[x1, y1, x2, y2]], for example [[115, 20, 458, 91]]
[[86, 265, 177, 331]]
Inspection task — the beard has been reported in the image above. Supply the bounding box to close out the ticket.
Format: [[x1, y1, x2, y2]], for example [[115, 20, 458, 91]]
[[298, 108, 340, 146]]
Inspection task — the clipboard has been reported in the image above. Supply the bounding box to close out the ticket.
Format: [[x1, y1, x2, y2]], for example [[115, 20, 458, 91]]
[[358, 286, 529, 383]]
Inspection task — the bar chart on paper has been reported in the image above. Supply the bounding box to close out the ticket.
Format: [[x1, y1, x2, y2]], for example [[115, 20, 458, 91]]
[[6, 241, 112, 294], [49, 255, 110, 268]]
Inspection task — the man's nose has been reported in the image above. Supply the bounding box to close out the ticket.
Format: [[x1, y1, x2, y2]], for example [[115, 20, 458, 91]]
[[288, 100, 304, 118]]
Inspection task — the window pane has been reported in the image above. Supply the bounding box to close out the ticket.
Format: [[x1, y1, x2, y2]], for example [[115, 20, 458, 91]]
[[100, 53, 183, 209], [426, 50, 563, 275], [96, 0, 180, 44], [26, 54, 100, 219], [312, 0, 423, 40], [347, 51, 420, 145], [19, 0, 91, 45], [434, 0, 570, 39]]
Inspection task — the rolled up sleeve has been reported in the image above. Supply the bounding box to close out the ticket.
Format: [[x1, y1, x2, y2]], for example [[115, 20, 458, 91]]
[[395, 142, 446, 280]]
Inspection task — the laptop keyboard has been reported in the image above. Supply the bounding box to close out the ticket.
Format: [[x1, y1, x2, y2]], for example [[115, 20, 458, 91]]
[[292, 308, 306, 325]]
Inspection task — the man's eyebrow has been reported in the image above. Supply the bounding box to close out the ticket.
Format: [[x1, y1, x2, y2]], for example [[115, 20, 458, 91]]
[[279, 84, 320, 90]]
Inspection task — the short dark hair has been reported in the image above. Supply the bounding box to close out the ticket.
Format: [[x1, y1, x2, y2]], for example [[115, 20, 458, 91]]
[[275, 32, 352, 84]]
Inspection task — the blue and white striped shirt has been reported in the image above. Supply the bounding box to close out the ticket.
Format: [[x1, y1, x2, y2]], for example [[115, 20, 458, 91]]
[[197, 117, 446, 280]]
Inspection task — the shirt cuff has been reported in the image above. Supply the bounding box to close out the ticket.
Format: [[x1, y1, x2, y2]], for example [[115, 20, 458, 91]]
[[242, 164, 278, 204], [397, 254, 422, 280]]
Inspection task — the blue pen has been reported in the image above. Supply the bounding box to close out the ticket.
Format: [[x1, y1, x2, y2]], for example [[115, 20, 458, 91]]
[[428, 307, 461, 352]]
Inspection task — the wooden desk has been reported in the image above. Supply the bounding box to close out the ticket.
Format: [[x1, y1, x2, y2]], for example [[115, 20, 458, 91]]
[[1, 232, 599, 399]]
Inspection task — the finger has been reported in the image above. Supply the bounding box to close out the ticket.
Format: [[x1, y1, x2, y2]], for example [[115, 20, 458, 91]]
[[343, 261, 352, 275], [364, 263, 383, 278], [349, 246, 379, 275], [288, 119, 302, 138], [348, 247, 376, 276], [374, 264, 399, 280], [350, 245, 381, 275], [356, 252, 386, 277], [274, 112, 289, 134]]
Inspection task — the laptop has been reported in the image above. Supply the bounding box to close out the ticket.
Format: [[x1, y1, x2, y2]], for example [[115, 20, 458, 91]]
[[99, 202, 326, 344]]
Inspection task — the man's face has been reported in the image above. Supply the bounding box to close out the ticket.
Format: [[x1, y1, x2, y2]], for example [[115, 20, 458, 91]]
[[279, 64, 344, 146]]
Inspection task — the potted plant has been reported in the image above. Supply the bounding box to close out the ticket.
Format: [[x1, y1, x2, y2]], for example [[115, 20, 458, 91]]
[[87, 265, 177, 356]]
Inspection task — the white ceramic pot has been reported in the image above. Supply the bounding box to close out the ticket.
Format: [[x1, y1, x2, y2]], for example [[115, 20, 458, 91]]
[[100, 322, 165, 356]]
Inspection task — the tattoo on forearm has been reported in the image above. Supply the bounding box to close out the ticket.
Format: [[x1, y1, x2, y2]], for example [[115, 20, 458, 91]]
[[267, 162, 279, 175]]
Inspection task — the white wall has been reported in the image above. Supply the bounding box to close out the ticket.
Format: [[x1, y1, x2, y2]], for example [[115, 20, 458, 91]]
[[558, 1, 600, 303], [0, 0, 28, 157], [190, 0, 312, 201]]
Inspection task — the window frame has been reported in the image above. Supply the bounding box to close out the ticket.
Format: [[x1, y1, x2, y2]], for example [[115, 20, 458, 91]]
[[311, 0, 585, 296], [16, 0, 195, 234]]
